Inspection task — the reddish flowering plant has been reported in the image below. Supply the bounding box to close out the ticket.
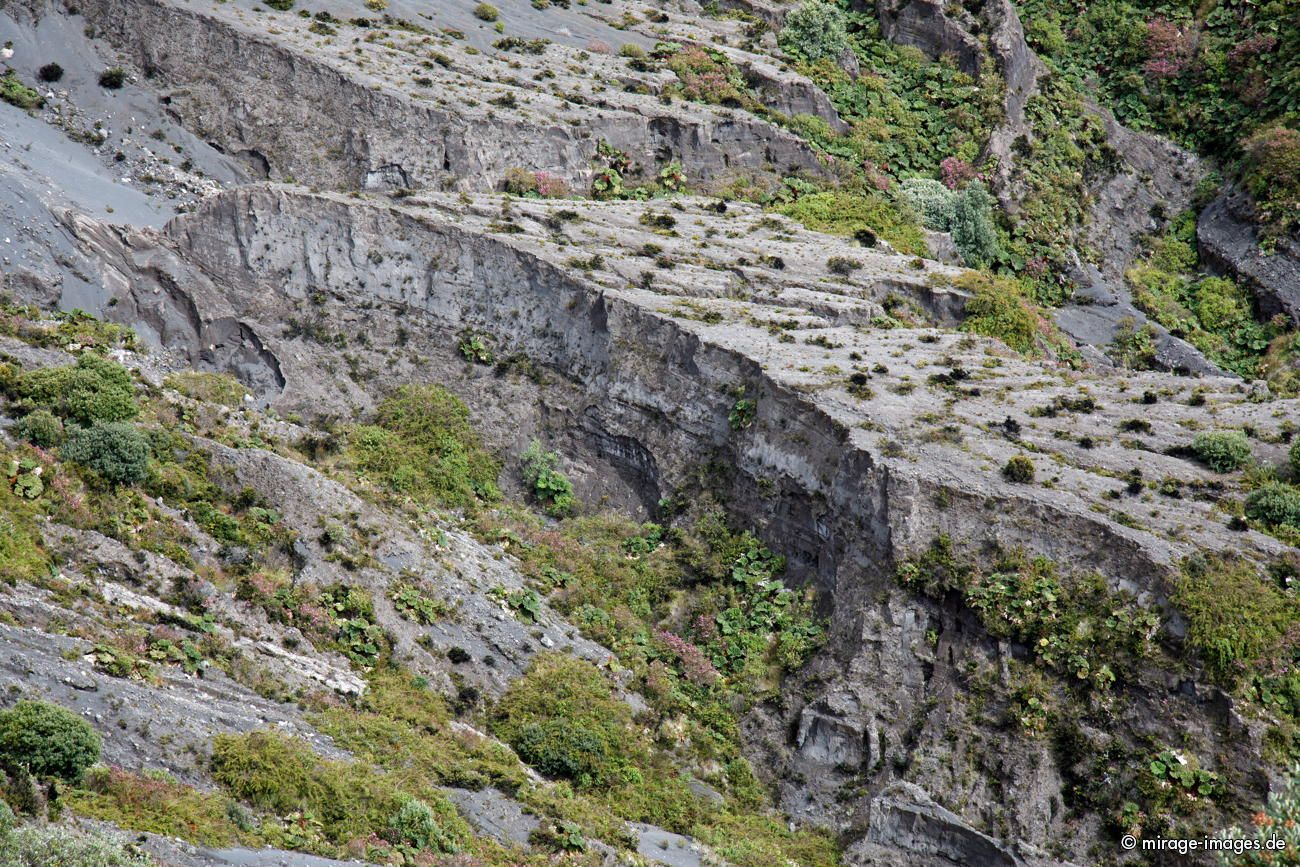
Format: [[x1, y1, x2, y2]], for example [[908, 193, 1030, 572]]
[[655, 629, 721, 686], [1143, 17, 1192, 79], [940, 156, 979, 190]]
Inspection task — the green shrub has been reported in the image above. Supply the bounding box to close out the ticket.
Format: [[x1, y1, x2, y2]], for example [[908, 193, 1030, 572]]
[[62, 421, 150, 485], [520, 441, 576, 517], [473, 2, 498, 21], [14, 410, 64, 447], [949, 182, 1002, 267], [262, 0, 293, 9], [1002, 455, 1035, 483], [1190, 430, 1252, 473], [897, 178, 955, 231], [0, 72, 44, 110], [957, 272, 1042, 355], [0, 824, 154, 866], [211, 729, 408, 844], [37, 63, 64, 83], [385, 798, 459, 853], [778, 1, 850, 63], [1290, 439, 1300, 478], [98, 67, 126, 89], [0, 700, 101, 783], [492, 654, 638, 790], [1173, 556, 1293, 682], [10, 355, 138, 425], [775, 190, 927, 256], [347, 384, 500, 508], [1246, 483, 1300, 529]]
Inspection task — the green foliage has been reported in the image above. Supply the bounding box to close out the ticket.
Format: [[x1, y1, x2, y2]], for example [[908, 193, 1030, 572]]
[[68, 766, 248, 848], [898, 537, 1159, 689], [727, 397, 756, 431], [774, 190, 927, 256], [472, 2, 498, 22], [1017, 0, 1300, 162], [897, 177, 955, 231], [1173, 556, 1294, 684], [347, 384, 500, 509], [956, 272, 1048, 356], [1002, 455, 1035, 483], [1246, 482, 1300, 530], [1190, 431, 1253, 473], [1140, 749, 1221, 814], [13, 410, 64, 448], [949, 182, 1002, 267], [62, 421, 150, 486], [520, 440, 576, 517], [0, 71, 44, 110], [0, 823, 154, 866], [1125, 214, 1284, 380], [9, 355, 138, 425], [778, 1, 850, 63], [385, 798, 459, 854], [389, 582, 448, 624], [492, 654, 637, 790], [0, 700, 101, 783], [210, 729, 465, 849], [1291, 439, 1300, 479], [1243, 126, 1300, 236], [456, 330, 493, 364]]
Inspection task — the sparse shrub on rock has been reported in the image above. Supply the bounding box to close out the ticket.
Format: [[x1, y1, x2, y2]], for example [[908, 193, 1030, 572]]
[[1190, 430, 1252, 472], [1245, 482, 1300, 529], [1002, 455, 1035, 483]]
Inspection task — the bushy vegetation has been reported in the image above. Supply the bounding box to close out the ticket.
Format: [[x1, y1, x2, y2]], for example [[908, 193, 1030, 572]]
[[949, 182, 1002, 267], [346, 384, 500, 509], [0, 812, 154, 867], [13, 409, 63, 448], [7, 355, 138, 425], [519, 441, 575, 517], [775, 189, 926, 255], [1002, 455, 1035, 483], [62, 421, 151, 486], [955, 272, 1057, 356], [778, 0, 851, 64], [1190, 431, 1253, 473], [898, 537, 1160, 690], [492, 654, 639, 790], [1220, 764, 1300, 863], [1016, 0, 1299, 163], [211, 728, 467, 852], [1245, 483, 1300, 531], [0, 71, 44, 110], [1172, 556, 1298, 710], [164, 371, 248, 407], [0, 700, 101, 784], [1124, 212, 1290, 381]]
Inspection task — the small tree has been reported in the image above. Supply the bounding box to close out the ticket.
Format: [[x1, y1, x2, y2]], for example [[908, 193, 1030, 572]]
[[950, 182, 1002, 267], [62, 421, 150, 485], [778, 1, 851, 63], [0, 700, 101, 784]]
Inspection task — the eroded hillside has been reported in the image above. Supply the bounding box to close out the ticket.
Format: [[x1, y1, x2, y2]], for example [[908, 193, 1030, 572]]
[[1, 0, 1298, 865]]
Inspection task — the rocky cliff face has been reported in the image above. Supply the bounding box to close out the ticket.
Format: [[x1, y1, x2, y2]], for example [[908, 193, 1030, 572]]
[[1, 0, 1297, 865]]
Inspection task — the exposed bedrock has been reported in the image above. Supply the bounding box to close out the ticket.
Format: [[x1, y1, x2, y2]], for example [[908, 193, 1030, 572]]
[[49, 183, 1293, 861], [61, 0, 827, 193]]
